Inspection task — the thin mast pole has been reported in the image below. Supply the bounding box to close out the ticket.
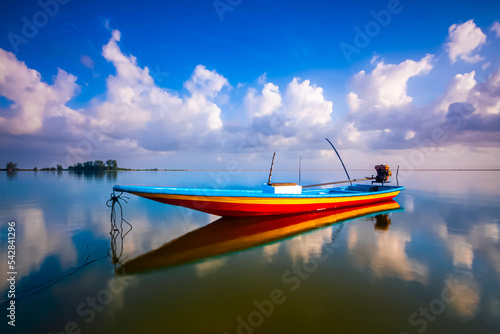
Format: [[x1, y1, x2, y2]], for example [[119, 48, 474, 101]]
[[267, 152, 276, 184], [299, 156, 302, 185], [396, 165, 400, 187]]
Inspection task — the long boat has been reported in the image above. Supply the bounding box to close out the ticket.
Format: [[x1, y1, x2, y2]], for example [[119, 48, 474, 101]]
[[112, 182, 404, 217], [117, 200, 402, 274], [114, 149, 404, 217]]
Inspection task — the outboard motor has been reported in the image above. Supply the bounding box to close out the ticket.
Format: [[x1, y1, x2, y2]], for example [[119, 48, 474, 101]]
[[374, 164, 391, 183]]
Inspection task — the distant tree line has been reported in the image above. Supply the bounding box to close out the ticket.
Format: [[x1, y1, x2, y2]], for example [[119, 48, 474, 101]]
[[40, 167, 57, 171], [68, 160, 118, 171], [34, 164, 62, 171], [4, 160, 118, 172]]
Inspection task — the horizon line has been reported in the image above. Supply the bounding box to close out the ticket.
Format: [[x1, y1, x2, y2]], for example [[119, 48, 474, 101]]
[[3, 168, 500, 172]]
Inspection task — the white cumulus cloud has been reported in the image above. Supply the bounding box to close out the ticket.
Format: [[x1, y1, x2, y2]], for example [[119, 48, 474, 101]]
[[184, 64, 229, 98], [284, 78, 333, 127], [0, 49, 82, 135], [341, 47, 500, 150], [244, 82, 282, 117], [431, 71, 477, 115], [446, 20, 487, 64], [244, 77, 333, 148], [347, 54, 433, 112], [89, 30, 228, 151]]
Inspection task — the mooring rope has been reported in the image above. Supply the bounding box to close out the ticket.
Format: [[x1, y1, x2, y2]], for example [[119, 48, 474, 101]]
[[107, 191, 132, 265]]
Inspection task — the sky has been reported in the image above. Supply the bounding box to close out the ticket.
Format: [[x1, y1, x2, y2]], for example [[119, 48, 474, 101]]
[[0, 0, 499, 170]]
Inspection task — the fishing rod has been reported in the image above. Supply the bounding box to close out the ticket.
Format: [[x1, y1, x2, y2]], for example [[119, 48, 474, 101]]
[[325, 137, 352, 186]]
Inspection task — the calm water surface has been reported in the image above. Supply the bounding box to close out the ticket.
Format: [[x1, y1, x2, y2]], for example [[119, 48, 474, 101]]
[[1, 170, 500, 334]]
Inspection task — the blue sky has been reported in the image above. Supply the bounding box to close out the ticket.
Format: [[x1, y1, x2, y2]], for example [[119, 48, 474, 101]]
[[0, 0, 499, 170]]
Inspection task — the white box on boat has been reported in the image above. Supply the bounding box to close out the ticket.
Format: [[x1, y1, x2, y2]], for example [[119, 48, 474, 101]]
[[262, 183, 302, 194]]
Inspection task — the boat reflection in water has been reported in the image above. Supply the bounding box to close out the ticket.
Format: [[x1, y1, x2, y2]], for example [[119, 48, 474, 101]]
[[372, 214, 392, 231], [115, 200, 402, 275]]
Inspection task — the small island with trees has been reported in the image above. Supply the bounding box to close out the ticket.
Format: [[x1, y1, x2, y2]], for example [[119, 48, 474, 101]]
[[68, 160, 118, 171]]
